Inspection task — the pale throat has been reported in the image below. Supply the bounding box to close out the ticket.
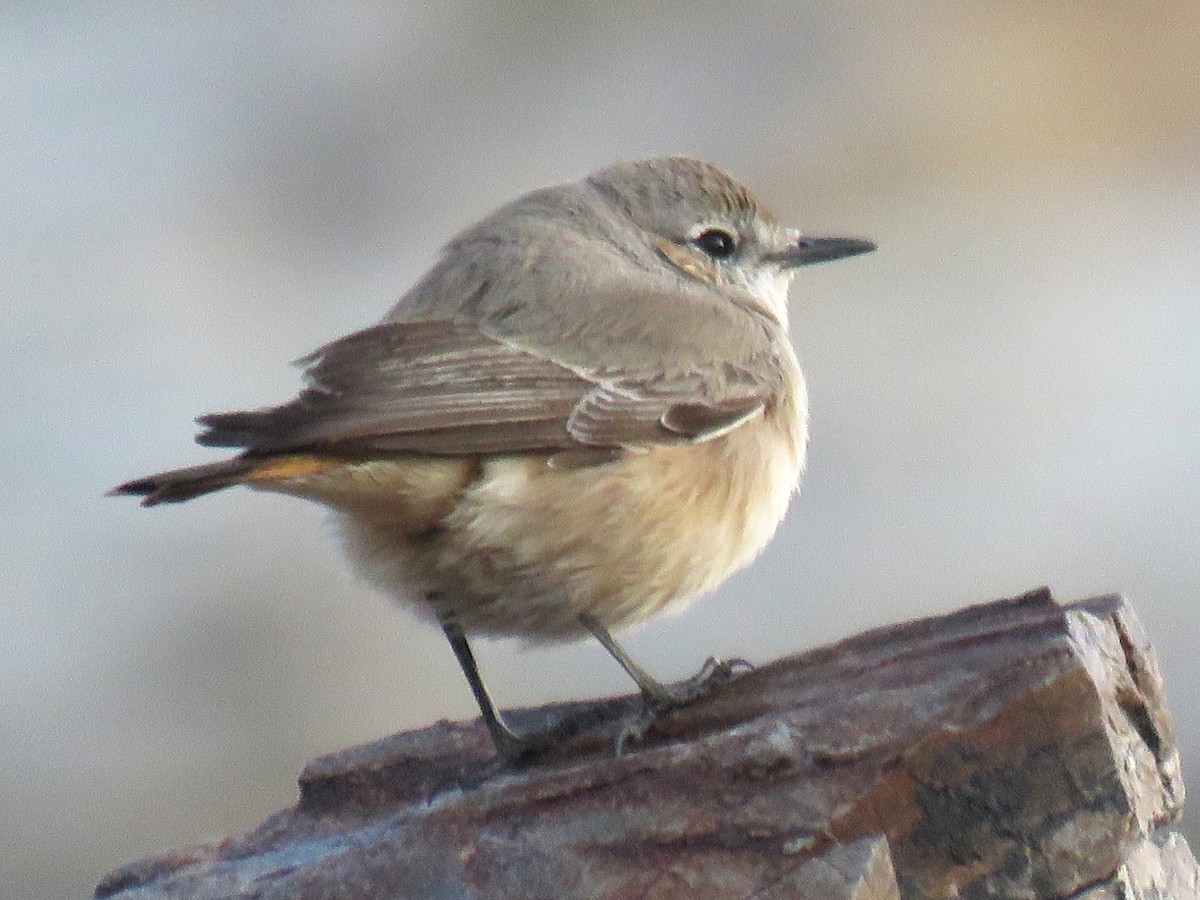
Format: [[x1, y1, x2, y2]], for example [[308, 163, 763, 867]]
[[738, 269, 794, 329]]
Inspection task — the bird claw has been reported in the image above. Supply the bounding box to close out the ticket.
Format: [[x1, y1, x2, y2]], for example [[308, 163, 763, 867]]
[[614, 706, 657, 757], [613, 656, 753, 756], [644, 655, 753, 711]]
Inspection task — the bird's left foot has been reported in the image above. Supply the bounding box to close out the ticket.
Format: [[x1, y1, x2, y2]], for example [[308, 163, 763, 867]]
[[615, 656, 753, 755]]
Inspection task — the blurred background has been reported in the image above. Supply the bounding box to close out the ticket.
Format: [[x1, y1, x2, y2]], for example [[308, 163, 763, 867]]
[[3, 2, 1198, 896]]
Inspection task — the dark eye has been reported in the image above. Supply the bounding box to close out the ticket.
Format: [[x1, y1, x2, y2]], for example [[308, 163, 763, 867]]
[[694, 228, 737, 259]]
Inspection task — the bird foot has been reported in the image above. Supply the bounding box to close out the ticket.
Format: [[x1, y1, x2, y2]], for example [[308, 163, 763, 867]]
[[614, 656, 753, 755]]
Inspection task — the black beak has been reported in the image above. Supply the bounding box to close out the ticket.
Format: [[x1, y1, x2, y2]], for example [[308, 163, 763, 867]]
[[769, 235, 876, 268]]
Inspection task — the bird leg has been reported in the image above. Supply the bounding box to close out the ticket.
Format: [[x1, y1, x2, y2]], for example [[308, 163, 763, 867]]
[[579, 613, 750, 753], [440, 614, 655, 764], [441, 610, 749, 762], [440, 616, 537, 762]]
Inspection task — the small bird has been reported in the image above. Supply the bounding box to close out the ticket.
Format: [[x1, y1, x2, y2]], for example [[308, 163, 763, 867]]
[[112, 157, 874, 759]]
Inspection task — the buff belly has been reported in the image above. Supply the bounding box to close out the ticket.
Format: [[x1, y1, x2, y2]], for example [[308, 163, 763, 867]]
[[316, 402, 805, 642]]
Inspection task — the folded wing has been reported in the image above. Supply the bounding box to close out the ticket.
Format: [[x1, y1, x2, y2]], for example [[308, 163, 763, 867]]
[[196, 319, 773, 456]]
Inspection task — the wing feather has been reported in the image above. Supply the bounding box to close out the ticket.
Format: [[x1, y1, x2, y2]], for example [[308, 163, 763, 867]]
[[196, 320, 773, 456], [197, 322, 585, 452]]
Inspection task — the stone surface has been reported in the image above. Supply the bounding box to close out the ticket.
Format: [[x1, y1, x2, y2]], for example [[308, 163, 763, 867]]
[[785, 835, 901, 899], [95, 589, 1190, 899], [1072, 832, 1200, 899]]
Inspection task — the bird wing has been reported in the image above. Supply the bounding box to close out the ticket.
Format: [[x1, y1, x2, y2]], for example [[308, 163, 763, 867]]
[[195, 318, 778, 457], [199, 207, 792, 459], [194, 307, 777, 458]]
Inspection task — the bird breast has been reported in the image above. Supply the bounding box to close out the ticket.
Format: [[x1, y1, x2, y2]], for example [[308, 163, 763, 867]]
[[395, 366, 808, 639]]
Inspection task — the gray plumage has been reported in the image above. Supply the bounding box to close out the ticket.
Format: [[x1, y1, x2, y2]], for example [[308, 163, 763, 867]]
[[197, 158, 789, 459], [112, 156, 874, 758]]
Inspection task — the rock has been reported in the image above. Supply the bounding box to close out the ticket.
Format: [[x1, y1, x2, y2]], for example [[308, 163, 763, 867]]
[[96, 588, 1192, 899]]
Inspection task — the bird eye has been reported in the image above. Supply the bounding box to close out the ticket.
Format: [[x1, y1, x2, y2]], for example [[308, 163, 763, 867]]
[[693, 228, 737, 259]]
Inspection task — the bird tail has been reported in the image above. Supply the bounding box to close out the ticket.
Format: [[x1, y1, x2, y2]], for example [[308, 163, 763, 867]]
[[109, 457, 265, 506], [111, 454, 340, 506]]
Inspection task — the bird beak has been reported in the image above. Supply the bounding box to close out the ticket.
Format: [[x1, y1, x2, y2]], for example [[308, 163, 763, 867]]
[[769, 235, 876, 268]]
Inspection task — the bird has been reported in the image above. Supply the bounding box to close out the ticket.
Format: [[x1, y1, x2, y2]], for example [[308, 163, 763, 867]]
[[112, 157, 875, 759]]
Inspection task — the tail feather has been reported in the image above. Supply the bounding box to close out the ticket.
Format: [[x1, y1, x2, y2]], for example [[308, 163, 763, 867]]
[[109, 457, 261, 506]]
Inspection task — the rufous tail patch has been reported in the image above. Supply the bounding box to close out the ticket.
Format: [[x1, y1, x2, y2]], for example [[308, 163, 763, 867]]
[[246, 454, 338, 482]]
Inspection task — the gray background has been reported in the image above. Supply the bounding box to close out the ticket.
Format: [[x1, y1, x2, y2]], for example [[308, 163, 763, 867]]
[[4, 3, 1198, 897]]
